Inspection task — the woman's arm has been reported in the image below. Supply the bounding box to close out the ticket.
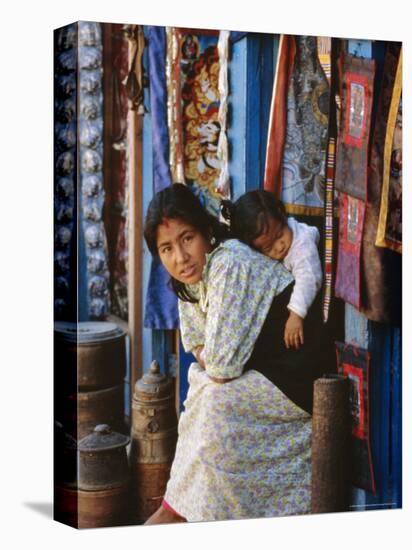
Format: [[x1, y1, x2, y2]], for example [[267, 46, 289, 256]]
[[202, 245, 291, 382]]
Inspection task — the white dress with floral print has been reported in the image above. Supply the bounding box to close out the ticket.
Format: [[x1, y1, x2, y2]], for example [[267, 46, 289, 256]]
[[164, 240, 312, 521]]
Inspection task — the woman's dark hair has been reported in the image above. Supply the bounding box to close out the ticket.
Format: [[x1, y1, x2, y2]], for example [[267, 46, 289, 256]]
[[221, 190, 288, 246], [144, 184, 229, 302]]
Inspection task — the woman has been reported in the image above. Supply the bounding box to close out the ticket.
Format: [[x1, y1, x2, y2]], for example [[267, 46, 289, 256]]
[[143, 184, 334, 524]]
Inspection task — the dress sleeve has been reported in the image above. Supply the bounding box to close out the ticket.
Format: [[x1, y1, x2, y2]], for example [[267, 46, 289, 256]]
[[203, 250, 277, 380], [178, 299, 206, 354], [287, 229, 322, 319]]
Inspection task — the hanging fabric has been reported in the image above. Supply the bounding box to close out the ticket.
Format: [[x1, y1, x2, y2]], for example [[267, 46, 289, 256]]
[[280, 36, 330, 216], [375, 49, 402, 253], [263, 35, 296, 197], [110, 24, 131, 319], [144, 26, 179, 330], [336, 341, 376, 495], [361, 42, 401, 324], [322, 38, 340, 323], [125, 25, 145, 114], [166, 27, 185, 184], [215, 30, 230, 197], [180, 30, 228, 216], [334, 54, 375, 200], [335, 193, 366, 309]]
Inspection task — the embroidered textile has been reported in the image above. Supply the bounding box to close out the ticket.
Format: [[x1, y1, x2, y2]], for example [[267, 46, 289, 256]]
[[376, 50, 402, 253], [336, 341, 376, 494], [334, 54, 375, 200], [281, 36, 330, 213], [335, 193, 366, 309], [361, 43, 402, 324], [180, 32, 230, 216], [166, 27, 185, 184], [322, 38, 340, 323]]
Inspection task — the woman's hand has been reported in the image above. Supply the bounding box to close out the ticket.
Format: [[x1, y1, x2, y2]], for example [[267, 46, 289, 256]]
[[284, 311, 304, 350], [192, 345, 206, 369]]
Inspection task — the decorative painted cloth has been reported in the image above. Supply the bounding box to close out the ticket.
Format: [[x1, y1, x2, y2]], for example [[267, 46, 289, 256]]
[[281, 36, 330, 216], [166, 27, 185, 184], [361, 42, 402, 324], [336, 341, 376, 494], [334, 54, 375, 200], [335, 193, 366, 309], [376, 50, 402, 253], [180, 32, 230, 216], [165, 240, 312, 521]]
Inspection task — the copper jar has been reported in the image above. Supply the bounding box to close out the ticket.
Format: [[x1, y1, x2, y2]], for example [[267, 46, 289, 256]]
[[130, 361, 178, 523], [54, 321, 127, 391]]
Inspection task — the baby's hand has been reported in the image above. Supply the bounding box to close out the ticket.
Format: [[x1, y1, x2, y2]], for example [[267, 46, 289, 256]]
[[284, 312, 304, 350]]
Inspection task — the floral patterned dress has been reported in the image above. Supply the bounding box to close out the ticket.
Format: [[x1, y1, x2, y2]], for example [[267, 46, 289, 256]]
[[164, 240, 312, 521]]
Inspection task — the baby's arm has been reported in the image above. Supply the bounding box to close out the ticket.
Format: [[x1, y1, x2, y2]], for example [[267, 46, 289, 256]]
[[284, 226, 322, 348]]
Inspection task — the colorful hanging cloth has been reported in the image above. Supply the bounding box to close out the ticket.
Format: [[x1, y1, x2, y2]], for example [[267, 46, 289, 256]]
[[263, 35, 296, 197], [322, 38, 340, 323], [334, 54, 375, 200], [166, 27, 185, 184], [280, 36, 330, 216], [215, 30, 230, 197], [335, 193, 366, 309], [375, 49, 402, 253], [179, 31, 229, 216], [336, 341, 376, 495], [144, 26, 179, 330], [361, 42, 402, 325]]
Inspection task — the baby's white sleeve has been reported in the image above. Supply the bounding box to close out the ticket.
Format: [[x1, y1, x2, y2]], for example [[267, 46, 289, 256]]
[[287, 228, 322, 318]]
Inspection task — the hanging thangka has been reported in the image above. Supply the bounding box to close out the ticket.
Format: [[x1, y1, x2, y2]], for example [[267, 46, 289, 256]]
[[361, 42, 402, 324], [336, 341, 376, 495], [179, 29, 230, 216], [335, 54, 376, 200], [334, 52, 375, 310], [375, 51, 402, 254], [280, 36, 331, 216], [335, 193, 366, 309]]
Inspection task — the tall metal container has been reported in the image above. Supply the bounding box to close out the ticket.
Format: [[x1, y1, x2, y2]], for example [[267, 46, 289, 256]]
[[130, 361, 178, 523]]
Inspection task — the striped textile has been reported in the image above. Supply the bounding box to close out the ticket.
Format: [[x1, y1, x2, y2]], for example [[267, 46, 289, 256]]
[[323, 137, 336, 322]]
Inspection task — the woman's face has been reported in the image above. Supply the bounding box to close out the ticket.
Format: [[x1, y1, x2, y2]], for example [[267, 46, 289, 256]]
[[156, 218, 212, 285]]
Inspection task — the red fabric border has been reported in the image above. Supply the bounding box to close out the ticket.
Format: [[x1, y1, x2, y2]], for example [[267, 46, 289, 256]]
[[343, 72, 369, 148], [342, 362, 365, 439]]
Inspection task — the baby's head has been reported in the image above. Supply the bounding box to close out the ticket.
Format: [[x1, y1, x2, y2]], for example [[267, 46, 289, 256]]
[[221, 190, 292, 261]]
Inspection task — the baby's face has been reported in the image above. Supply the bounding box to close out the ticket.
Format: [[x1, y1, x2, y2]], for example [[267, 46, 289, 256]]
[[252, 218, 293, 261]]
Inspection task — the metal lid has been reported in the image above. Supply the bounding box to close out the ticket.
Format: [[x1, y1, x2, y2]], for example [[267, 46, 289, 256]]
[[135, 360, 173, 396], [78, 424, 130, 452], [54, 321, 126, 343]]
